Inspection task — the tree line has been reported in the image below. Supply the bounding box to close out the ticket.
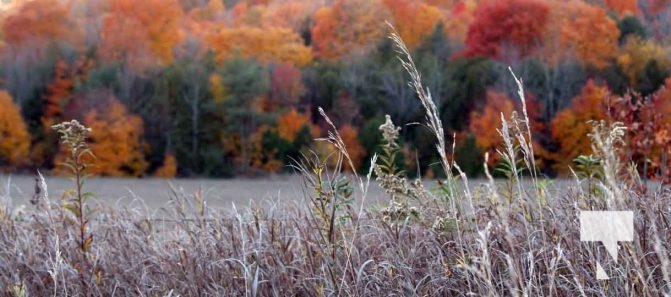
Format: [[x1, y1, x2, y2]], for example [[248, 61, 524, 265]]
[[0, 0, 669, 181]]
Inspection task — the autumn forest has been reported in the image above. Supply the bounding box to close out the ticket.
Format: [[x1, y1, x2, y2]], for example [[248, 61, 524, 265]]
[[0, 0, 669, 180]]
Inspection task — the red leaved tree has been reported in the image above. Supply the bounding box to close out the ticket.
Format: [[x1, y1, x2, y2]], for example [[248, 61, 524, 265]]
[[266, 63, 305, 111], [609, 79, 671, 183], [458, 0, 550, 61], [605, 0, 640, 16]]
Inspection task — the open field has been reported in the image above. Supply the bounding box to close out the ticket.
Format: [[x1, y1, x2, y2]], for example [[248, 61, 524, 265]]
[[0, 174, 403, 212], [1, 174, 592, 213], [1, 174, 315, 211]]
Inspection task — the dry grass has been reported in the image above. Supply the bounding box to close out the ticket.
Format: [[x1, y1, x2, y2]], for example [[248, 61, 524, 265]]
[[0, 28, 670, 297]]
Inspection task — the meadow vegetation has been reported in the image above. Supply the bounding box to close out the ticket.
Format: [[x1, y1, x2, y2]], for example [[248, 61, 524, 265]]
[[0, 28, 670, 296]]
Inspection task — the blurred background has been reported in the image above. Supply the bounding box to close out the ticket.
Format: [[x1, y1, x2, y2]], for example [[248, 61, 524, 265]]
[[0, 0, 669, 181]]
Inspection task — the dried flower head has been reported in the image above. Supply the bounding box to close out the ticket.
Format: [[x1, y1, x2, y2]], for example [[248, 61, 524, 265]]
[[379, 114, 400, 148], [431, 215, 457, 234], [380, 200, 419, 223], [52, 120, 91, 153], [588, 120, 627, 155]]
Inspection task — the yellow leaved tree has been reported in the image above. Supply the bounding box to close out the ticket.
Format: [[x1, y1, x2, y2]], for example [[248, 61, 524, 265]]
[[617, 37, 671, 87], [311, 0, 390, 59], [207, 26, 312, 66], [383, 0, 443, 49], [0, 91, 30, 171]]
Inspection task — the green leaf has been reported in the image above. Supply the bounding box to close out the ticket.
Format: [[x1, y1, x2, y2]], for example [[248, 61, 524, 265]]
[[62, 189, 77, 198], [63, 203, 81, 218], [58, 162, 78, 174]]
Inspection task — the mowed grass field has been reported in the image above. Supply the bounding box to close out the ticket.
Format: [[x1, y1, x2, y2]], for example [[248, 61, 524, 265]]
[[1, 174, 397, 213], [1, 173, 588, 213]]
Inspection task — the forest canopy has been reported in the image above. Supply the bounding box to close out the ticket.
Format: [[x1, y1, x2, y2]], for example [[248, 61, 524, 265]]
[[0, 0, 669, 180]]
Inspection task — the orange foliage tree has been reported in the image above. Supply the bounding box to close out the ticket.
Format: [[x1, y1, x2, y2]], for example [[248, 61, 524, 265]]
[[383, 0, 443, 49], [261, 1, 312, 30], [467, 89, 548, 167], [101, 0, 183, 68], [550, 80, 611, 172], [339, 124, 366, 171], [560, 2, 620, 69], [178, 0, 226, 57], [207, 27, 312, 66], [469, 90, 516, 166], [316, 124, 365, 172], [605, 0, 640, 16], [2, 0, 81, 48], [248, 108, 319, 173], [276, 108, 319, 142], [230, 2, 268, 27], [311, 0, 390, 59], [82, 97, 148, 176], [154, 153, 178, 178], [230, 2, 250, 26], [186, 0, 225, 21], [42, 57, 93, 127], [0, 91, 30, 171], [43, 60, 74, 121], [459, 0, 550, 60]]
